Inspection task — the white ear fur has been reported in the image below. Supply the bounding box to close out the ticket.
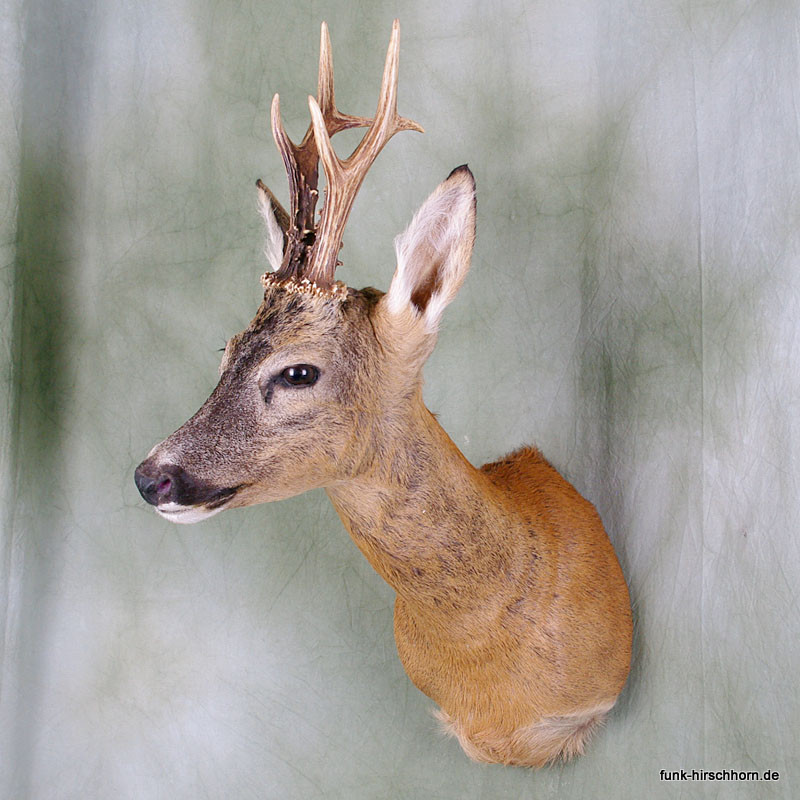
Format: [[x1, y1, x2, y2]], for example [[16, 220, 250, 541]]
[[386, 165, 476, 333], [256, 182, 288, 271]]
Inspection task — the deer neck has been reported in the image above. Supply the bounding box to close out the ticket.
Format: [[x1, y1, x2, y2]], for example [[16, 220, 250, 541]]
[[325, 398, 516, 620]]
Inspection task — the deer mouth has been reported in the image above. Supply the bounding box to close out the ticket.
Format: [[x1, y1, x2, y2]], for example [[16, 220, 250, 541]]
[[156, 486, 240, 524]]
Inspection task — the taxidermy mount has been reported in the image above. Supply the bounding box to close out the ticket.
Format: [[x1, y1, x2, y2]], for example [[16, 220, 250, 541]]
[[134, 20, 632, 767]]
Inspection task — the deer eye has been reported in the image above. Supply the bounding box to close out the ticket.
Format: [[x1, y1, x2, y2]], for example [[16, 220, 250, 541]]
[[280, 364, 319, 387]]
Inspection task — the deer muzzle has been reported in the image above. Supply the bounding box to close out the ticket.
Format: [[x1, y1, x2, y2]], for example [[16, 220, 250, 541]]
[[134, 459, 239, 524]]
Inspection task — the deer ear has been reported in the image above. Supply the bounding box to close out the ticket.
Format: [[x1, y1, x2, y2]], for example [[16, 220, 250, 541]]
[[385, 165, 476, 332], [256, 179, 290, 271]]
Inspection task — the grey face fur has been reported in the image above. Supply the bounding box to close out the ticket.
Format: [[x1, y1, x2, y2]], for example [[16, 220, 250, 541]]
[[134, 285, 385, 523]]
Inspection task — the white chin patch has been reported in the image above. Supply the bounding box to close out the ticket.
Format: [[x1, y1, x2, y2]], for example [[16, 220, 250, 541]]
[[156, 502, 227, 525]]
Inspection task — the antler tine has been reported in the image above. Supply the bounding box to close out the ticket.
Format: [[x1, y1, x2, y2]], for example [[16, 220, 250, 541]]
[[303, 22, 372, 145], [305, 19, 423, 286], [270, 95, 301, 192], [312, 21, 336, 136], [365, 19, 425, 141]]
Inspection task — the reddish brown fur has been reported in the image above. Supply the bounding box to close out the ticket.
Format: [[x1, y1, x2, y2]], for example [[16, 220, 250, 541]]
[[327, 396, 631, 767]]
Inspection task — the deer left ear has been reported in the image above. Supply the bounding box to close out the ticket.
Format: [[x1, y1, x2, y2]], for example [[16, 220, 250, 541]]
[[385, 165, 476, 333], [256, 179, 290, 271]]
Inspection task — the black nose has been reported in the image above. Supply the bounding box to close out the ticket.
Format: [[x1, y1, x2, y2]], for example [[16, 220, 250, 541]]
[[134, 462, 182, 506]]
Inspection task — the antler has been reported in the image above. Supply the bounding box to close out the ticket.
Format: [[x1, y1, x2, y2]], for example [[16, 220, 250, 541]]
[[266, 19, 423, 289]]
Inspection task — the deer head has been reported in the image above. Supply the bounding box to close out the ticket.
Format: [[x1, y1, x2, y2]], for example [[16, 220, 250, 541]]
[[134, 21, 476, 523]]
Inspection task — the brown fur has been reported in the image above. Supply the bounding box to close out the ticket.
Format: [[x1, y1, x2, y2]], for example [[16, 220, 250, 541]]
[[328, 422, 631, 768], [136, 166, 632, 768]]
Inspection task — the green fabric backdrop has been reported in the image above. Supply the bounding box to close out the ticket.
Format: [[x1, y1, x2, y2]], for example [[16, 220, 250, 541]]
[[2, 0, 798, 797]]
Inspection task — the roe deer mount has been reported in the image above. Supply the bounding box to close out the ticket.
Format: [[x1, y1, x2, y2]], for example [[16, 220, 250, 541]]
[[134, 21, 632, 768]]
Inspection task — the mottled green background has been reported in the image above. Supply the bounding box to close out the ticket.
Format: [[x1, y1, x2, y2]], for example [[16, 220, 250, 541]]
[[2, 1, 798, 798]]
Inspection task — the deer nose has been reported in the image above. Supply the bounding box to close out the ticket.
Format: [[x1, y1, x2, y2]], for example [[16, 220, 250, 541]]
[[134, 463, 181, 505]]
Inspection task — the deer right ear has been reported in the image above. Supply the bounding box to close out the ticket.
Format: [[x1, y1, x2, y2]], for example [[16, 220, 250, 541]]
[[256, 179, 290, 271], [384, 165, 476, 334]]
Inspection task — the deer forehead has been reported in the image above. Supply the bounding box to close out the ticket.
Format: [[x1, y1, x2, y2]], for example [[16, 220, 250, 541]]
[[221, 285, 379, 377]]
